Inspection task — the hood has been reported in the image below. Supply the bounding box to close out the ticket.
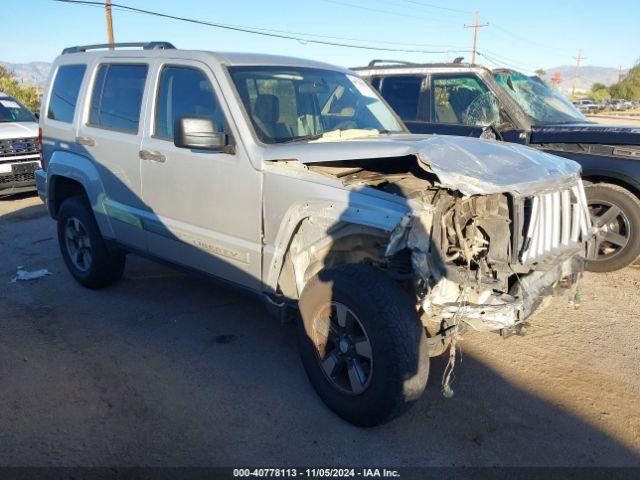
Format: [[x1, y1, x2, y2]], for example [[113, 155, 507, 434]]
[[262, 134, 581, 196], [0, 121, 39, 139], [530, 123, 640, 146]]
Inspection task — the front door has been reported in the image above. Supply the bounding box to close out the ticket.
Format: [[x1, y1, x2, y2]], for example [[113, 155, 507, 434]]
[[139, 60, 262, 291], [425, 74, 503, 137]]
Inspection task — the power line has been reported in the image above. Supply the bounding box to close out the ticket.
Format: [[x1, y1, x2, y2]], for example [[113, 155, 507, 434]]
[[476, 51, 535, 74], [318, 0, 460, 25], [477, 49, 540, 71], [173, 19, 466, 50], [390, 0, 473, 15], [486, 22, 575, 57], [52, 0, 471, 55]]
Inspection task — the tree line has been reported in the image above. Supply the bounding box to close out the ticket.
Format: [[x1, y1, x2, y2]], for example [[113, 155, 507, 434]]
[[590, 59, 640, 101], [0, 65, 42, 113]]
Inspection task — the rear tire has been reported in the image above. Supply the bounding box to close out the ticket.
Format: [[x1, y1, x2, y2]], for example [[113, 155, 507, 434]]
[[57, 196, 125, 289], [297, 263, 429, 427], [584, 183, 640, 272]]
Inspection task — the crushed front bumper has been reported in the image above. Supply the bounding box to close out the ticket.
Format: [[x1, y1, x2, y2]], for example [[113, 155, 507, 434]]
[[432, 255, 585, 332]]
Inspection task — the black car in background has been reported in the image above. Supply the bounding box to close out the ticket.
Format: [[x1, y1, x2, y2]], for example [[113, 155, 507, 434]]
[[355, 60, 640, 272]]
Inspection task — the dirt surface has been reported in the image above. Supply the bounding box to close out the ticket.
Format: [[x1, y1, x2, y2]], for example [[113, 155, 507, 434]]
[[1, 194, 639, 467], [587, 114, 640, 126]]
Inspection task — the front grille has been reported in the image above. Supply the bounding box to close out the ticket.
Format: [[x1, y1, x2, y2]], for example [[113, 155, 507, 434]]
[[0, 137, 40, 161], [519, 179, 591, 263], [0, 172, 36, 185]]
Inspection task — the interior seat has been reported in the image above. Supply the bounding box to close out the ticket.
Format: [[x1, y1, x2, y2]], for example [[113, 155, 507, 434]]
[[253, 94, 292, 141]]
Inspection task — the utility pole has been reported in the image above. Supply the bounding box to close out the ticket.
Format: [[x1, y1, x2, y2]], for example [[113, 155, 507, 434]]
[[571, 49, 585, 99], [105, 0, 115, 49], [618, 66, 625, 82], [464, 11, 489, 65]]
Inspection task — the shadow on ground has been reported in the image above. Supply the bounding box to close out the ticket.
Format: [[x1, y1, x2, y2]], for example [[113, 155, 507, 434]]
[[1, 197, 639, 467]]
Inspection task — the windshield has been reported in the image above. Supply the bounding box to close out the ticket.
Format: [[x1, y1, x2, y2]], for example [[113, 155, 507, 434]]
[[0, 94, 36, 123], [493, 71, 587, 125], [228, 66, 405, 143]]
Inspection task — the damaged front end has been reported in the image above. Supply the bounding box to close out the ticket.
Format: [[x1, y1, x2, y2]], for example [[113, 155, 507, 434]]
[[270, 135, 594, 338], [385, 181, 591, 334]]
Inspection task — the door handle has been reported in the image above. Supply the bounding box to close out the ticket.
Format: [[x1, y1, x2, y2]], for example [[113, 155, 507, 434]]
[[139, 149, 166, 163], [75, 135, 95, 147]]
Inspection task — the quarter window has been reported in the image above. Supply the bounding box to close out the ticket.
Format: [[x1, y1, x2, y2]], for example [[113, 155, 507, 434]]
[[431, 75, 500, 126], [155, 66, 224, 139], [379, 76, 423, 121], [89, 64, 148, 133], [47, 64, 86, 123]]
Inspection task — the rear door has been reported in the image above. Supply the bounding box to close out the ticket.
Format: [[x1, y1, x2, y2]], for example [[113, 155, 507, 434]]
[[138, 59, 262, 290], [373, 75, 430, 133], [76, 59, 151, 248], [41, 62, 88, 168]]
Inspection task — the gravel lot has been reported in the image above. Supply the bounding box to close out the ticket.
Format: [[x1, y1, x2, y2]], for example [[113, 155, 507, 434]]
[[1, 194, 639, 467], [588, 114, 640, 126]]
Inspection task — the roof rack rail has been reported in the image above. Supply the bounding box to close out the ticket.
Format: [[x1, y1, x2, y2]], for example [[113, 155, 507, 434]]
[[366, 59, 418, 68], [62, 41, 176, 55]]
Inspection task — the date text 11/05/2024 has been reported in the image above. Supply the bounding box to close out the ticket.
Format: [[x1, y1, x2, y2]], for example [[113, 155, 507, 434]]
[[233, 468, 401, 477]]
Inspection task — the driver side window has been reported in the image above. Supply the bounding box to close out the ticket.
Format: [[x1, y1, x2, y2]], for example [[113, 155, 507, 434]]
[[155, 66, 225, 139], [431, 75, 500, 126]]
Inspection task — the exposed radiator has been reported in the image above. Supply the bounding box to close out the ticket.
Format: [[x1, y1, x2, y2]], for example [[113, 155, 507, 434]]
[[520, 180, 591, 263]]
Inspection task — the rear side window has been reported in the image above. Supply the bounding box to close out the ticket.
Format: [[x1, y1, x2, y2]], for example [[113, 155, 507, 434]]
[[89, 64, 148, 133], [47, 64, 86, 123], [379, 76, 423, 121], [155, 66, 224, 139]]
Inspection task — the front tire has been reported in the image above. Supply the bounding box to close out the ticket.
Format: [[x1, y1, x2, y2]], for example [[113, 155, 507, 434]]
[[585, 184, 640, 272], [57, 196, 125, 289], [297, 263, 429, 427]]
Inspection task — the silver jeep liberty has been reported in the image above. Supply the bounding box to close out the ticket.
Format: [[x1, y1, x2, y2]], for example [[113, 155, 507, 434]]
[[37, 42, 592, 426]]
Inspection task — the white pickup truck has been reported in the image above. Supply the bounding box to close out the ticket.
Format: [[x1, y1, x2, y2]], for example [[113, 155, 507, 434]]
[[0, 92, 40, 196]]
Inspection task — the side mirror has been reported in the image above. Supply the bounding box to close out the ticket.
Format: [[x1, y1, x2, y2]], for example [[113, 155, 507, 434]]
[[33, 112, 40, 120], [173, 117, 233, 153]]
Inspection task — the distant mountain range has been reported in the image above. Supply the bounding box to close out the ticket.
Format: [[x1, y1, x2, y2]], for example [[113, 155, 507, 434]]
[[542, 65, 628, 94], [0, 61, 51, 88], [0, 60, 631, 95]]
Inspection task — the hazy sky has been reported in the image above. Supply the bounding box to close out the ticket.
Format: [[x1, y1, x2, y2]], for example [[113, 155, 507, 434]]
[[2, 0, 639, 71]]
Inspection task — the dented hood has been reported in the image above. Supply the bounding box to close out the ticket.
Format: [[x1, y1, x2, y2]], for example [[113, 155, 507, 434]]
[[262, 134, 581, 196]]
